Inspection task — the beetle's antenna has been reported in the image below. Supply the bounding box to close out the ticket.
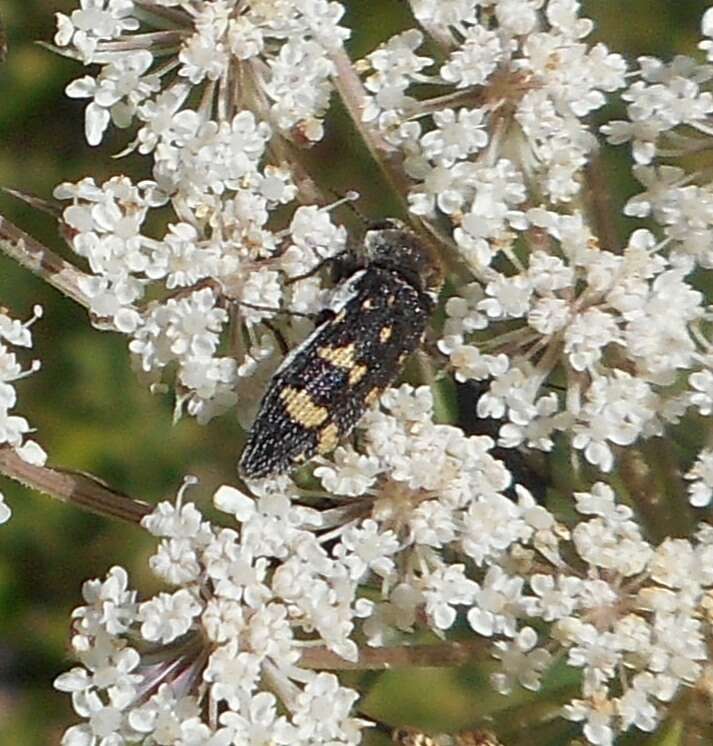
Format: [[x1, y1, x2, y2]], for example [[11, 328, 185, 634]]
[[326, 188, 369, 225]]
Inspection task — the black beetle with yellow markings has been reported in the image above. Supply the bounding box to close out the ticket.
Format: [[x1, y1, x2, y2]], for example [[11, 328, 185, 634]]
[[238, 219, 442, 480]]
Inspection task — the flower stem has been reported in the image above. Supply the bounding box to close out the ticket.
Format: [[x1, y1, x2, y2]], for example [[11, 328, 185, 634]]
[[0, 213, 92, 310], [585, 154, 620, 252], [298, 638, 490, 670], [0, 448, 152, 524], [329, 48, 412, 215]]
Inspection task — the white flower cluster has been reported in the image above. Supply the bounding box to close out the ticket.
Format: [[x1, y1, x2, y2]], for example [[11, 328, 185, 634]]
[[0, 306, 47, 523], [54, 136, 346, 423], [362, 0, 626, 208], [52, 1, 350, 422], [56, 387, 713, 745], [40, 1, 713, 745], [55, 481, 369, 745], [354, 1, 713, 477], [56, 0, 349, 144], [596, 7, 713, 494], [439, 220, 708, 472]]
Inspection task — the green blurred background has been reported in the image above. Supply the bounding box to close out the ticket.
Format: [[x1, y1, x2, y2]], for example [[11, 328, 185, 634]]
[[0, 2, 706, 743]]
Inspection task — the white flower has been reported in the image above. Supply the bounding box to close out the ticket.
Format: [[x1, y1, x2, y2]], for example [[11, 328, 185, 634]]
[[143, 499, 212, 540], [564, 691, 616, 746], [495, 0, 540, 36], [292, 673, 364, 744], [624, 164, 687, 218], [336, 519, 399, 581], [136, 85, 195, 153], [575, 516, 652, 577], [366, 29, 430, 89], [203, 641, 263, 708], [131, 287, 228, 369], [689, 369, 713, 415], [0, 493, 11, 525], [178, 23, 230, 85], [479, 275, 533, 320], [128, 684, 202, 740], [499, 391, 568, 451], [66, 50, 159, 145], [438, 336, 509, 383], [409, 499, 457, 548], [574, 483, 633, 524], [564, 308, 620, 371], [149, 538, 202, 585], [571, 484, 654, 577], [411, 0, 477, 27], [648, 613, 705, 684], [441, 282, 488, 337], [75, 565, 138, 639], [266, 39, 335, 136], [461, 494, 528, 565], [203, 529, 271, 604], [420, 107, 488, 166], [60, 690, 132, 745], [567, 623, 622, 690], [138, 589, 202, 644], [422, 565, 478, 630], [228, 15, 264, 60], [491, 626, 552, 695], [477, 365, 539, 423], [0, 308, 40, 347], [685, 448, 713, 507], [0, 310, 44, 465], [158, 222, 217, 289], [530, 574, 582, 621], [648, 537, 713, 592], [467, 566, 528, 638], [380, 384, 433, 422], [218, 691, 296, 745], [314, 448, 382, 496], [622, 270, 701, 380], [616, 673, 660, 732], [55, 0, 139, 61], [239, 270, 282, 325], [571, 372, 660, 472], [701, 7, 713, 61], [408, 161, 476, 217], [601, 118, 663, 164], [282, 205, 347, 277], [440, 25, 503, 88], [213, 486, 256, 522], [528, 296, 571, 335]]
